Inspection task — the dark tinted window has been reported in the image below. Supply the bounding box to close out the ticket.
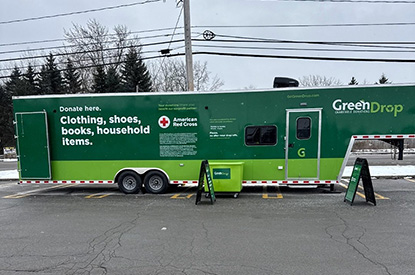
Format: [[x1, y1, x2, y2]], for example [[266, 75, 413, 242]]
[[245, 126, 277, 146], [297, 117, 311, 140]]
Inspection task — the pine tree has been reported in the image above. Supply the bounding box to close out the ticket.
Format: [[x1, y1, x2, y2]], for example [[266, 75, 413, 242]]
[[121, 47, 152, 92], [106, 66, 121, 93], [92, 65, 107, 93], [349, 77, 358, 85], [38, 53, 63, 94], [0, 84, 15, 147], [5, 67, 26, 97], [377, 73, 390, 84], [63, 58, 81, 94], [22, 64, 39, 95]]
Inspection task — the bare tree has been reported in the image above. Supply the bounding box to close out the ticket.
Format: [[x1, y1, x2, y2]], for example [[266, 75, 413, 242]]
[[63, 19, 140, 92], [150, 58, 224, 92], [299, 75, 343, 87]]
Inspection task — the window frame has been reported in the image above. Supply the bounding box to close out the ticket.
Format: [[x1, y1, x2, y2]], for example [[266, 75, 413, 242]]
[[244, 125, 278, 146], [296, 116, 312, 140]]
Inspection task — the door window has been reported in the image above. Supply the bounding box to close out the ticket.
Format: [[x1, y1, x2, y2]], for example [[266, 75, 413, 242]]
[[296, 117, 311, 140]]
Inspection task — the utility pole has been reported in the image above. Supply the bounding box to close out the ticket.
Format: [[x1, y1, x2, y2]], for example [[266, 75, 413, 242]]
[[183, 0, 194, 91]]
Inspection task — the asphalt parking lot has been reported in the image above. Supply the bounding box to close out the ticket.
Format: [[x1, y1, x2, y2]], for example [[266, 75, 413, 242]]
[[1, 178, 415, 275]]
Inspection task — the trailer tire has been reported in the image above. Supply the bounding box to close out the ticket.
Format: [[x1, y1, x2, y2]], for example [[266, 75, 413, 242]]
[[118, 171, 142, 194], [144, 171, 169, 194]]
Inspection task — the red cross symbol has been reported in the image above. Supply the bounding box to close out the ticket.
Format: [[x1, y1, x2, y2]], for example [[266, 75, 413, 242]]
[[159, 116, 170, 128]]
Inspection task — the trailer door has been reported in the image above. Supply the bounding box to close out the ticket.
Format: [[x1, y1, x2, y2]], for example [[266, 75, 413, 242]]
[[285, 109, 321, 179], [15, 111, 51, 179]]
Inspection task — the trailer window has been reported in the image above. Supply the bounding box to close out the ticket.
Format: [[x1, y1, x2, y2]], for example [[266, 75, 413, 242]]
[[245, 126, 277, 146], [297, 117, 311, 140]]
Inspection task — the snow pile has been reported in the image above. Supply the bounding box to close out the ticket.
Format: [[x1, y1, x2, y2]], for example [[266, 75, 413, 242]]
[[343, 165, 415, 177], [0, 170, 19, 180]]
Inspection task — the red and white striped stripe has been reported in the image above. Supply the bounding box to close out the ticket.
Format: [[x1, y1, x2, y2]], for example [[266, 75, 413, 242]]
[[19, 180, 114, 184], [172, 180, 338, 186], [242, 180, 338, 185], [353, 134, 415, 139], [170, 180, 199, 185]]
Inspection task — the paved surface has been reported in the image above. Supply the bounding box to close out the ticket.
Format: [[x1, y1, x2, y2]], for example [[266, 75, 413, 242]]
[[0, 161, 17, 172], [347, 153, 415, 166], [0, 178, 414, 275]]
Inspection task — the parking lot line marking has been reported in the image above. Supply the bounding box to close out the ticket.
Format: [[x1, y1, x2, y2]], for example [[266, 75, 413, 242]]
[[405, 178, 415, 183], [262, 186, 283, 199], [171, 187, 193, 199], [85, 193, 114, 199], [340, 180, 389, 200], [3, 183, 79, 199]]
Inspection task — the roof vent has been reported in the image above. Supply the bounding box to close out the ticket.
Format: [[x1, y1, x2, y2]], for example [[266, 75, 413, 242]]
[[273, 77, 299, 88]]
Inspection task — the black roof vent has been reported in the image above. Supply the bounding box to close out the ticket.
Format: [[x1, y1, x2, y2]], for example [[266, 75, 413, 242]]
[[273, 77, 299, 88]]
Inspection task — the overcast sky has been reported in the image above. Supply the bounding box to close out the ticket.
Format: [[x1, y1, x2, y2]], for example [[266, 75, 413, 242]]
[[1, 0, 414, 90]]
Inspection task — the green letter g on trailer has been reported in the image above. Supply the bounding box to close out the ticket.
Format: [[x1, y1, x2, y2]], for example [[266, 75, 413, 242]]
[[13, 84, 415, 194]]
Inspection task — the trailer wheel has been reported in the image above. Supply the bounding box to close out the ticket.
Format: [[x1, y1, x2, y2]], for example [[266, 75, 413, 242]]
[[118, 171, 142, 194], [144, 171, 169, 194]]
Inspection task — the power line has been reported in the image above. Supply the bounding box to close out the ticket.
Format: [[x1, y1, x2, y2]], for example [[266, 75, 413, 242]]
[[0, 44, 187, 73], [190, 51, 415, 62], [194, 22, 415, 28], [0, 33, 187, 56], [208, 34, 415, 45], [0, 0, 162, 25], [1, 21, 414, 49], [0, 27, 182, 48], [193, 44, 415, 53], [0, 39, 185, 63], [0, 49, 163, 72], [2, 50, 414, 80], [0, 53, 171, 80], [154, 4, 184, 79], [267, 0, 415, 3], [193, 38, 415, 50]]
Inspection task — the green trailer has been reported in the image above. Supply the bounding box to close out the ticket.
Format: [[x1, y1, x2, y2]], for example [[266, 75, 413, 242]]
[[13, 84, 415, 194]]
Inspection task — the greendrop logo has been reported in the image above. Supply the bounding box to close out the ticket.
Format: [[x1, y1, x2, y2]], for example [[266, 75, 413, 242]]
[[332, 99, 403, 117]]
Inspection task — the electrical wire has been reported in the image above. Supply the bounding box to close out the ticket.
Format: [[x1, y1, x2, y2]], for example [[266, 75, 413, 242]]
[[154, 4, 184, 79], [0, 33, 187, 56], [192, 38, 415, 50], [0, 0, 162, 25], [0, 39, 185, 63], [194, 22, 415, 29], [193, 44, 415, 53], [3, 20, 415, 48], [263, 0, 415, 3], [0, 49, 163, 72], [2, 49, 414, 80], [208, 33, 415, 45], [189, 51, 415, 62], [0, 27, 183, 48]]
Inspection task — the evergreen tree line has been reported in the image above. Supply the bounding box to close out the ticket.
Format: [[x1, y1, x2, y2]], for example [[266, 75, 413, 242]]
[[0, 46, 152, 148], [348, 73, 391, 85]]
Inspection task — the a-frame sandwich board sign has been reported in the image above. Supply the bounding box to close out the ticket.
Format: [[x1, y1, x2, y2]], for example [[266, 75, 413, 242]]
[[195, 160, 216, 205], [344, 158, 376, 206]]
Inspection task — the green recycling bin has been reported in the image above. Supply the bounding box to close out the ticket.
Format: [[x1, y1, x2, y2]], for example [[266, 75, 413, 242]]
[[205, 162, 244, 196]]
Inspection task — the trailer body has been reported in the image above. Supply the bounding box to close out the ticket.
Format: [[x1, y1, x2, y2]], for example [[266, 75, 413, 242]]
[[13, 84, 415, 193]]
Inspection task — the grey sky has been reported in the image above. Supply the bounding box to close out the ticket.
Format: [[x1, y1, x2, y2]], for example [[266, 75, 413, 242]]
[[1, 0, 414, 90]]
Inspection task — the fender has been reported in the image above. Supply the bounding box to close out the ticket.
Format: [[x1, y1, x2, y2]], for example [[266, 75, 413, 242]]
[[114, 167, 170, 183]]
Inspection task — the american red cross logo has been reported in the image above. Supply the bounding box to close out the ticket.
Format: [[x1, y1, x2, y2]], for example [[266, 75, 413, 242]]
[[158, 116, 170, 129]]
